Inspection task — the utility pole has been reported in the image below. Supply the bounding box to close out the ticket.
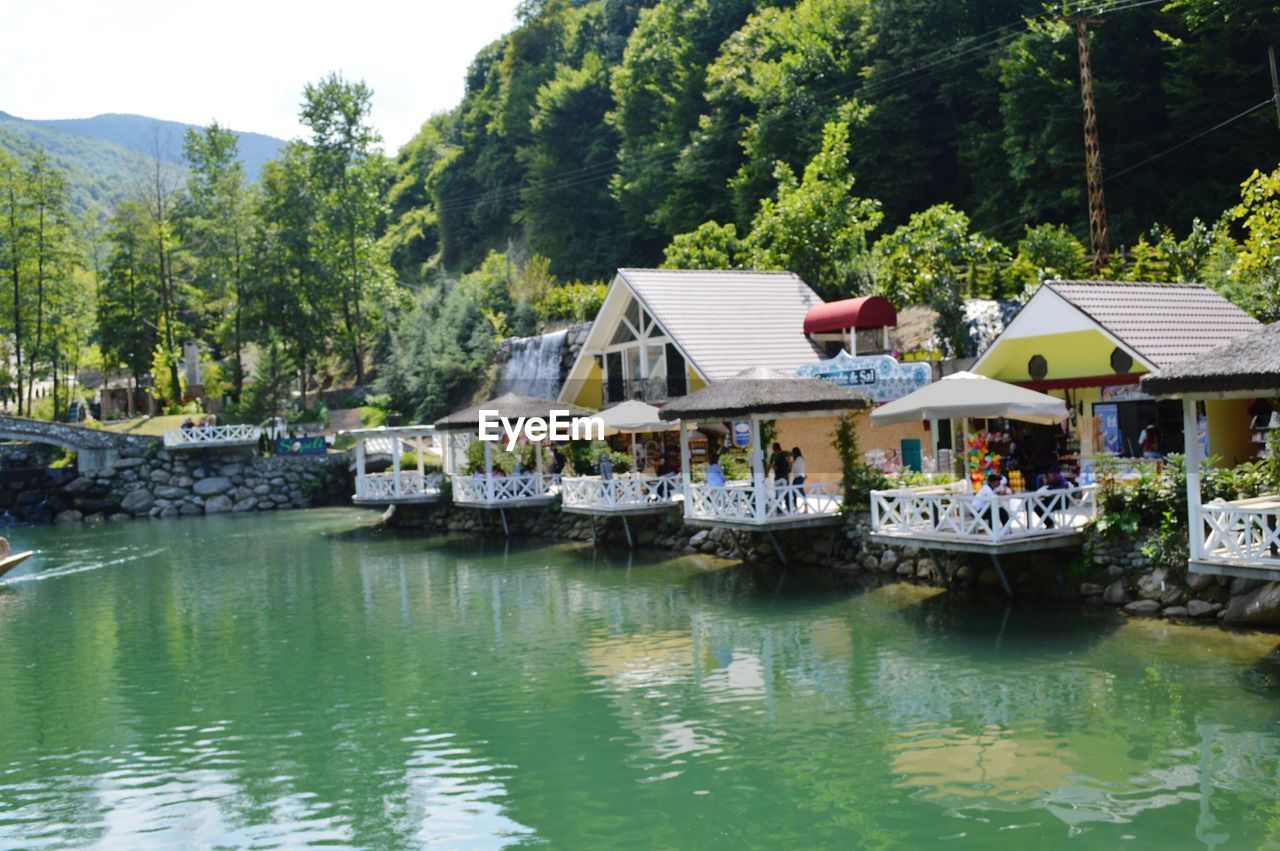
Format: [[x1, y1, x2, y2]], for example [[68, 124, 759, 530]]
[[1064, 11, 1108, 273], [1270, 46, 1280, 129]]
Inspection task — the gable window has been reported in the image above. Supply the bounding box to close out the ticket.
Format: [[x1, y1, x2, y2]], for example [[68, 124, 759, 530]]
[[600, 294, 680, 402]]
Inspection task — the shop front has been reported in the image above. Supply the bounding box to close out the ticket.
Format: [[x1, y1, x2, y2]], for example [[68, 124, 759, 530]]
[[972, 280, 1261, 480]]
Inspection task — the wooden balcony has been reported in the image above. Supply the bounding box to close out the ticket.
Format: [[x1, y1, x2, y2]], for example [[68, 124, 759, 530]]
[[1192, 495, 1280, 579], [353, 471, 443, 505], [684, 479, 844, 531], [163, 423, 261, 450], [561, 475, 681, 516], [869, 484, 1097, 554], [452, 473, 561, 508]]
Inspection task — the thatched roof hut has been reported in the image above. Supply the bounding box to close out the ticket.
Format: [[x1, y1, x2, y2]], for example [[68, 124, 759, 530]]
[[1140, 322, 1280, 397], [434, 393, 593, 431], [658, 367, 870, 421]]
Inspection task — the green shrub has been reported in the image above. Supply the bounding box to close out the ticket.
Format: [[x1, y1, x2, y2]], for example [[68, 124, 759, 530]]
[[835, 414, 888, 513], [536, 282, 607, 323]]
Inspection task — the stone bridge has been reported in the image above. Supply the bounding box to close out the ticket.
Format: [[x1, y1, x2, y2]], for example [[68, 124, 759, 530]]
[[0, 416, 158, 472]]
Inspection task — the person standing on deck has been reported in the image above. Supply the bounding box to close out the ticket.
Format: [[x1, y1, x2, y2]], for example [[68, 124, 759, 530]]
[[790, 447, 806, 511], [768, 442, 791, 508]]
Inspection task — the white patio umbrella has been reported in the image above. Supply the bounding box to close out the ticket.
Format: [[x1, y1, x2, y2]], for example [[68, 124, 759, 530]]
[[597, 400, 678, 434], [870, 371, 1068, 485], [870, 371, 1068, 426]]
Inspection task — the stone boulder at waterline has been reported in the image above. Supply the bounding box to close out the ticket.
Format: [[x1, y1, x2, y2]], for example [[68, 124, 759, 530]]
[[1222, 581, 1280, 627]]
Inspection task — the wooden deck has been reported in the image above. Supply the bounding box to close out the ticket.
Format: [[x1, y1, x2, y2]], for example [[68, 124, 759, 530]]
[[560, 476, 681, 517], [869, 485, 1096, 555], [1190, 495, 1280, 579]]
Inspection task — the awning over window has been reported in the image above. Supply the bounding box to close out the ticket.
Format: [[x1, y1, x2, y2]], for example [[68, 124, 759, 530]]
[[803, 295, 897, 334]]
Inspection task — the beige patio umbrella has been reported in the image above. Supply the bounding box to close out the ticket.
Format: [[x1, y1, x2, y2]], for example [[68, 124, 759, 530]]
[[597, 400, 678, 435], [870, 372, 1068, 426]]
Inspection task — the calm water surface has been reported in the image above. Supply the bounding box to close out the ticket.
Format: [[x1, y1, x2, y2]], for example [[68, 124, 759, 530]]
[[0, 509, 1278, 848]]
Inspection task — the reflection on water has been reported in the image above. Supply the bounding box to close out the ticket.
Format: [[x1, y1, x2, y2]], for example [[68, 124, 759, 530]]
[[0, 509, 1277, 848]]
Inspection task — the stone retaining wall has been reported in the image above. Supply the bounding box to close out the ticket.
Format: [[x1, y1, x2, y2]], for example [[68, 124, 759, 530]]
[[51, 446, 351, 523]]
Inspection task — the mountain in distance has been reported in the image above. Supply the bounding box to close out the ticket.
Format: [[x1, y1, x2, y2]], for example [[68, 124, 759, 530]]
[[0, 111, 287, 220]]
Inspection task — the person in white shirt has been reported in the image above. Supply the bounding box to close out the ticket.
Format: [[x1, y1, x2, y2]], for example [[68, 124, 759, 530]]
[[972, 473, 1009, 530]]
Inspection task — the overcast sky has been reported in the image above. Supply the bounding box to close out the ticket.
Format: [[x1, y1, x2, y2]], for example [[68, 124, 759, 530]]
[[0, 0, 521, 151]]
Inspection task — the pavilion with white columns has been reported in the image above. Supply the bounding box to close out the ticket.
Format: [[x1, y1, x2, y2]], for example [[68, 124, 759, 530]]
[[1141, 322, 1280, 581], [658, 367, 868, 558], [435, 393, 593, 534], [341, 425, 443, 506]]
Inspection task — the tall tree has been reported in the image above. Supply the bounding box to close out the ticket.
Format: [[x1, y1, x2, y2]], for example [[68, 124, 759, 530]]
[[182, 122, 253, 401], [21, 150, 73, 414], [253, 141, 327, 407], [0, 151, 27, 413], [300, 73, 387, 385]]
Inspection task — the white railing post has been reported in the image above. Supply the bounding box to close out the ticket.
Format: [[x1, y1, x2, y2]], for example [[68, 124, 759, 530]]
[[1183, 398, 1204, 561]]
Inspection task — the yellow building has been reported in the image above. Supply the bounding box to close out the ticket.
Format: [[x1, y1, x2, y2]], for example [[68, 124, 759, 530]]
[[971, 280, 1261, 470], [558, 269, 927, 479]]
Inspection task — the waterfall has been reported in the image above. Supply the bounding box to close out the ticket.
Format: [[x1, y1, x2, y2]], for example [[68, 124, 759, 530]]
[[497, 329, 568, 400]]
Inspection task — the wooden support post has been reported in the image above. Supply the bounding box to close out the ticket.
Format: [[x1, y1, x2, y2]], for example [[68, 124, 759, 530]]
[[355, 436, 366, 497], [483, 438, 494, 502], [750, 414, 766, 522], [499, 507, 509, 537], [989, 554, 1013, 598], [678, 422, 692, 514], [392, 434, 402, 499], [767, 531, 787, 564], [416, 437, 425, 477], [535, 436, 544, 490], [1183, 398, 1203, 561], [622, 516, 633, 549]]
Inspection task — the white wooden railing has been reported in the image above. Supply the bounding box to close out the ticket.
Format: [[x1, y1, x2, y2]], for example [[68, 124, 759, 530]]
[[870, 484, 1097, 543], [1199, 496, 1280, 570], [685, 479, 843, 524], [163, 423, 261, 448], [561, 475, 680, 511], [452, 473, 561, 504], [354, 472, 442, 502]]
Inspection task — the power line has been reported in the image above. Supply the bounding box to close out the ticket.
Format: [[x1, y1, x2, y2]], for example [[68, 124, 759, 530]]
[[985, 97, 1274, 237]]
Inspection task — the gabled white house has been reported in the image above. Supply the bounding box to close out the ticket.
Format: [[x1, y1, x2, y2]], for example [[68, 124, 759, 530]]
[[557, 269, 825, 408]]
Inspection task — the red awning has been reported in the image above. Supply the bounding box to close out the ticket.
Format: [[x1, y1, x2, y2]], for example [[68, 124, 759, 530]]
[[803, 295, 897, 334]]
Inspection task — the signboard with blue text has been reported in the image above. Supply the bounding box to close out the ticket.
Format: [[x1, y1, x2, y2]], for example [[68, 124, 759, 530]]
[[795, 352, 931, 403]]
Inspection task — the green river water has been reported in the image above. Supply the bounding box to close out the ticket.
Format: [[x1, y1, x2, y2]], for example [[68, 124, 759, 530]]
[[0, 508, 1278, 848]]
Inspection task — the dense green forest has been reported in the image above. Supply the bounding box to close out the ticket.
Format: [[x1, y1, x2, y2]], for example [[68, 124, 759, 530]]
[[1, 0, 1279, 426], [384, 0, 1278, 284]]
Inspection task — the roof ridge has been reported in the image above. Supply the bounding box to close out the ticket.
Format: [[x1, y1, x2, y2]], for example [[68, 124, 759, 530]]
[[1046, 279, 1209, 289]]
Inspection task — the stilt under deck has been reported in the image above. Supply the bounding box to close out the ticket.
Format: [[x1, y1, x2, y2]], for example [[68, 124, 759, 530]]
[[561, 476, 682, 548]]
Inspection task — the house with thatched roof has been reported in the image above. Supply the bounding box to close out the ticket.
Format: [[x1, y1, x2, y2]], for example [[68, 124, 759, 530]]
[[1140, 323, 1280, 582]]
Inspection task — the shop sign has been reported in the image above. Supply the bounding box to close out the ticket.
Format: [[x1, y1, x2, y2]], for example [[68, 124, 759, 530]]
[[732, 420, 752, 448], [275, 436, 326, 456], [795, 352, 931, 403], [1099, 384, 1153, 402]]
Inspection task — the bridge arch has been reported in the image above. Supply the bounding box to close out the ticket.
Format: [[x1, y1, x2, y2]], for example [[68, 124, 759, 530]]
[[0, 416, 158, 472]]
